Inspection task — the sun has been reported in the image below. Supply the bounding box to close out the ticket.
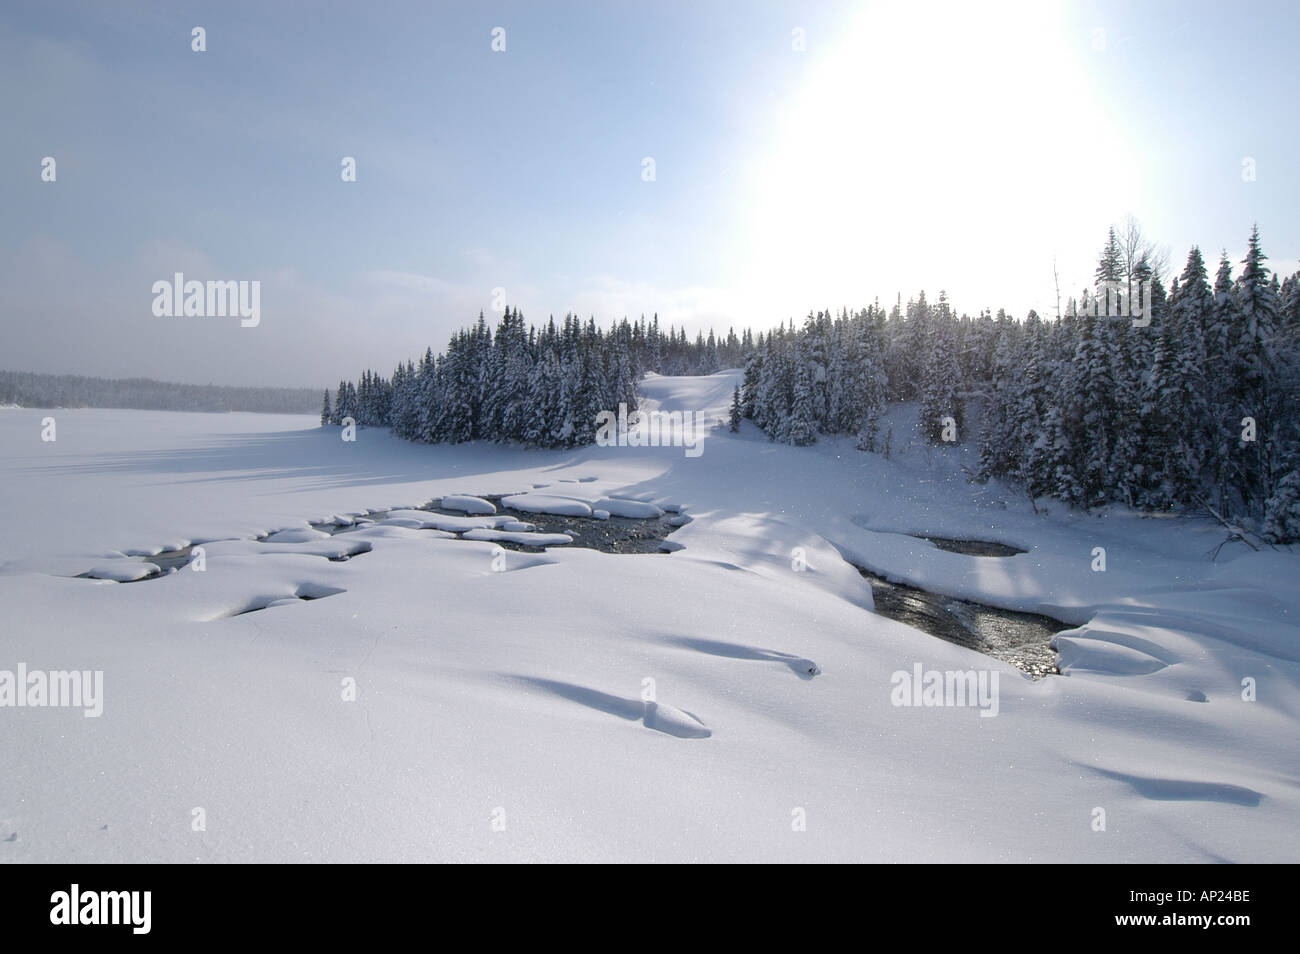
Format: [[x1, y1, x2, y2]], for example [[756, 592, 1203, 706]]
[[736, 0, 1139, 320]]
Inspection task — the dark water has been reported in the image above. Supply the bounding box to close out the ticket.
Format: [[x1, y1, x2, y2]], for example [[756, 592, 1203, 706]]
[[79, 545, 194, 581], [855, 566, 1065, 679], [84, 496, 681, 583], [919, 536, 1025, 557], [313, 496, 682, 554], [144, 545, 197, 571]]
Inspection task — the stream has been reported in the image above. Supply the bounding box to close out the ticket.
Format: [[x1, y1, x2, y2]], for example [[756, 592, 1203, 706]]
[[852, 536, 1066, 679]]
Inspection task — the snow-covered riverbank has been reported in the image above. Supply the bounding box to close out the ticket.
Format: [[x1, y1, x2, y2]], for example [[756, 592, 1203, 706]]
[[2, 372, 1297, 862]]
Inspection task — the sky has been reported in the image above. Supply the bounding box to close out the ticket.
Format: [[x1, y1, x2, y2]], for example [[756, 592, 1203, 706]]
[[2, 0, 1297, 388]]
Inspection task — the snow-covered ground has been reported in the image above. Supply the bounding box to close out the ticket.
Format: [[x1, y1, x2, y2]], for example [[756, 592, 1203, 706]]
[[2, 372, 1297, 862]]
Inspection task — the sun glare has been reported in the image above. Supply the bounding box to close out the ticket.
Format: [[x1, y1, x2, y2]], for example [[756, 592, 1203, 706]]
[[739, 0, 1139, 319]]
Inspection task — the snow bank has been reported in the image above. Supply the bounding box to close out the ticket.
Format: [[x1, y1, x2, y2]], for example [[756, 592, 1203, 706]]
[[2, 387, 1298, 863], [263, 526, 333, 544], [379, 510, 504, 532], [439, 495, 497, 515], [593, 497, 664, 519], [499, 494, 593, 517], [83, 561, 159, 582], [461, 528, 572, 546]]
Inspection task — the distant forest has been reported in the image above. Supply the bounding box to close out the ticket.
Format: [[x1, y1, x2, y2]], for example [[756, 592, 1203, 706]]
[[322, 315, 746, 447], [327, 223, 1300, 542], [0, 371, 319, 414]]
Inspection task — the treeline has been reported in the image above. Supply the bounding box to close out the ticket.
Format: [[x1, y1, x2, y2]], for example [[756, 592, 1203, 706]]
[[324, 311, 640, 447], [324, 312, 755, 447], [739, 225, 1300, 542], [327, 225, 1300, 541], [656, 323, 747, 374], [0, 370, 319, 414]]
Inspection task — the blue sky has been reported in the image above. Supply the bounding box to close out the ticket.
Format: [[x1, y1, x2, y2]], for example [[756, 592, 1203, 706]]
[[3, 0, 1297, 387]]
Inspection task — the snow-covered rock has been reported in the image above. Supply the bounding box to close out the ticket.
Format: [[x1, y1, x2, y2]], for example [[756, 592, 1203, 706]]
[[499, 494, 593, 517], [461, 528, 572, 546], [439, 495, 497, 515], [593, 497, 664, 519]]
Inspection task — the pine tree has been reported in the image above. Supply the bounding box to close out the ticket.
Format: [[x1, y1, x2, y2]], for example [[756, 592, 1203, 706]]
[[1263, 470, 1300, 543], [1013, 319, 1053, 498], [320, 389, 332, 426], [729, 385, 742, 433], [976, 322, 1021, 478], [919, 312, 963, 445], [741, 343, 762, 419], [787, 361, 817, 446], [851, 311, 889, 451], [1149, 247, 1212, 508], [1095, 226, 1123, 289], [1230, 226, 1284, 515]]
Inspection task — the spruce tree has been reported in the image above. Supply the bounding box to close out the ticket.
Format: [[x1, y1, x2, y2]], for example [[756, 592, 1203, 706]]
[[787, 362, 817, 446], [1231, 226, 1284, 515], [919, 314, 963, 445]]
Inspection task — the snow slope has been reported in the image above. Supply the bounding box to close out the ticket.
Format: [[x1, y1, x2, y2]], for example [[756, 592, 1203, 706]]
[[1, 374, 1297, 862]]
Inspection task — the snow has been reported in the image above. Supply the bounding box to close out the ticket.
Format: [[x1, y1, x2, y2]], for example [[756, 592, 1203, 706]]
[[378, 511, 499, 533], [1, 379, 1298, 862], [439, 494, 497, 515], [83, 561, 159, 583], [461, 528, 572, 546], [263, 526, 333, 544], [499, 494, 593, 517], [593, 497, 665, 519]]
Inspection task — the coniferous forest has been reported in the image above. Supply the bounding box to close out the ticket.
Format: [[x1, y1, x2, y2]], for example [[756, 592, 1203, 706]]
[[327, 225, 1300, 542], [0, 371, 319, 414], [323, 312, 747, 446]]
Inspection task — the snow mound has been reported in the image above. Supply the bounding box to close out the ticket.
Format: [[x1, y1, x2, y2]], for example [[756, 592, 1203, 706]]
[[642, 701, 712, 739], [315, 514, 356, 527], [263, 526, 332, 543], [594, 497, 664, 519], [1054, 632, 1172, 676], [380, 510, 503, 532], [461, 529, 572, 546], [500, 494, 593, 517], [440, 495, 496, 515], [83, 561, 159, 582]]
